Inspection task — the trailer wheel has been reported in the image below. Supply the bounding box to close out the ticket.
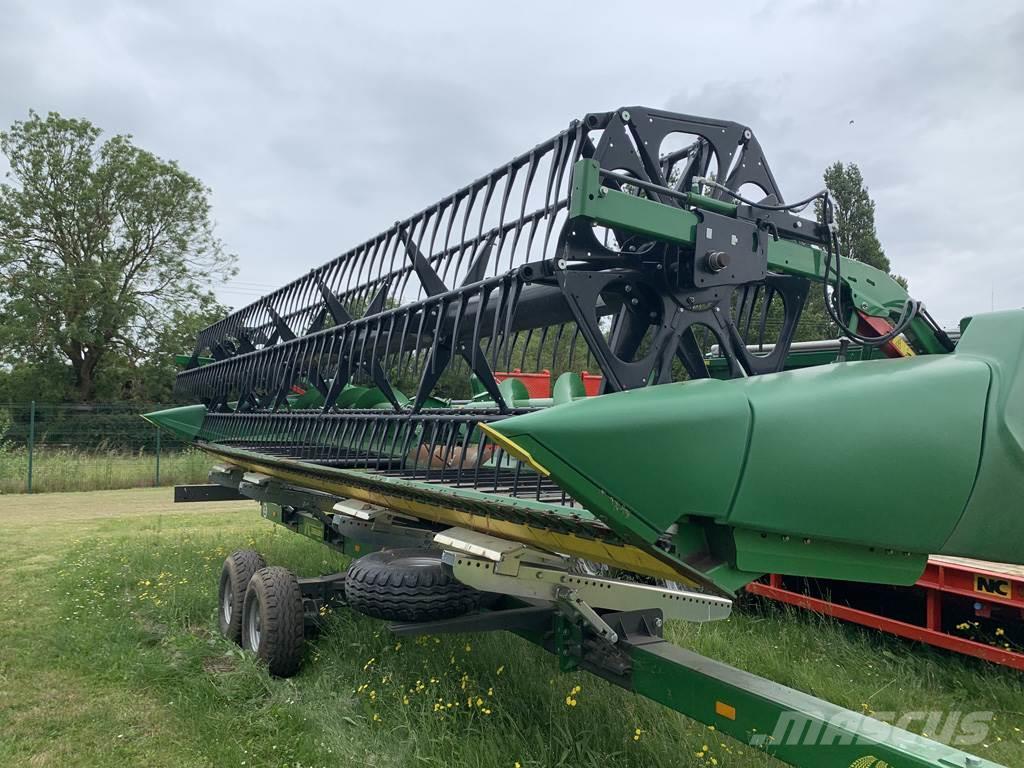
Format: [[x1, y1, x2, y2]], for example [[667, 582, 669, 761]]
[[218, 549, 267, 643], [345, 548, 484, 622], [242, 566, 305, 677]]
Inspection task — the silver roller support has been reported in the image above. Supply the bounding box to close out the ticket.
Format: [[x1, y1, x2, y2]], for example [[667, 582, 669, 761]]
[[435, 527, 732, 625]]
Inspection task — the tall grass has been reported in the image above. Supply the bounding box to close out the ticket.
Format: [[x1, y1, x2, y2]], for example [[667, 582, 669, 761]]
[[0, 447, 209, 494], [1, 492, 1022, 767]]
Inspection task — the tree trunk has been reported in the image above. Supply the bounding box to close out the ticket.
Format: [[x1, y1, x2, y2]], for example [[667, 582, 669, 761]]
[[69, 346, 102, 401]]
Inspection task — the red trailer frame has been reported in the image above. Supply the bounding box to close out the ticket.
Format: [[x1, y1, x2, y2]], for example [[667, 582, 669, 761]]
[[748, 557, 1024, 670]]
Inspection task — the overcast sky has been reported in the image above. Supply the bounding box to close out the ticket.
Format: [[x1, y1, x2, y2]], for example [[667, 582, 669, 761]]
[[2, 1, 1022, 326]]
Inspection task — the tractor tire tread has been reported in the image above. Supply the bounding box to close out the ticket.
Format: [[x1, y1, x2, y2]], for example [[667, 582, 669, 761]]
[[344, 548, 483, 622], [218, 549, 266, 643], [242, 566, 304, 677]]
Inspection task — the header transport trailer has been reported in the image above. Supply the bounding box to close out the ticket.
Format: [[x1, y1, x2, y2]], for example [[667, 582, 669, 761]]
[[146, 107, 1024, 768]]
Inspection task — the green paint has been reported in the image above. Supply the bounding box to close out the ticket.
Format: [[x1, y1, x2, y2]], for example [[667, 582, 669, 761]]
[[260, 501, 284, 524], [174, 354, 214, 367], [494, 379, 752, 537], [299, 514, 326, 542], [629, 641, 1003, 768], [552, 372, 587, 404], [684, 189, 738, 216], [569, 158, 933, 341], [570, 159, 699, 244], [142, 404, 207, 442], [497, 377, 530, 403], [706, 345, 872, 376], [732, 529, 926, 586], [939, 311, 1024, 563], [488, 312, 1024, 587]]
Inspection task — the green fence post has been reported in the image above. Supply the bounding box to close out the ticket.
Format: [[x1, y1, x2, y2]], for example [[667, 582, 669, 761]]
[[27, 400, 35, 494], [155, 426, 161, 486]]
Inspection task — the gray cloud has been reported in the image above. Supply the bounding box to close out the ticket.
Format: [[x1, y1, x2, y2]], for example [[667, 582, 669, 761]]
[[1, 0, 1021, 323]]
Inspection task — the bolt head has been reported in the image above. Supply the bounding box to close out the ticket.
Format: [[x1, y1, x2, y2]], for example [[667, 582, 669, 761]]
[[621, 110, 631, 122], [599, 186, 609, 197], [705, 250, 730, 273]]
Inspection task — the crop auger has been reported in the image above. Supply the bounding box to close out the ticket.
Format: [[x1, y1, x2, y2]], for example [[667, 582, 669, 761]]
[[149, 107, 1020, 768]]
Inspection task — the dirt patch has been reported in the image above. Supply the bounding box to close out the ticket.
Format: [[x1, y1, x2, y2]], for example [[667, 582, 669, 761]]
[[0, 487, 253, 527], [202, 655, 237, 674]]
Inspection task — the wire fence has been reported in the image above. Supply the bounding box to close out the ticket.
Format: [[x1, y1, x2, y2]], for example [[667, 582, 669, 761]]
[[0, 402, 210, 494]]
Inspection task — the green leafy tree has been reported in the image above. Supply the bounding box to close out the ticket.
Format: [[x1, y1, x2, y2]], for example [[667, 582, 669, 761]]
[[821, 161, 890, 273], [93, 295, 230, 403], [799, 161, 905, 340], [0, 111, 236, 401]]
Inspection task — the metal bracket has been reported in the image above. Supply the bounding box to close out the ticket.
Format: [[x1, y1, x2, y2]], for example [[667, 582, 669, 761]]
[[436, 527, 731, 623], [434, 528, 567, 576], [174, 483, 246, 502], [329, 499, 434, 549], [555, 586, 619, 643], [297, 572, 346, 628], [332, 499, 416, 524], [208, 463, 242, 487], [238, 471, 278, 499]]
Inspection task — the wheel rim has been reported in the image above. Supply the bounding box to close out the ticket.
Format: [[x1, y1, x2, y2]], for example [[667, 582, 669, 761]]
[[221, 582, 233, 625], [246, 599, 261, 650]]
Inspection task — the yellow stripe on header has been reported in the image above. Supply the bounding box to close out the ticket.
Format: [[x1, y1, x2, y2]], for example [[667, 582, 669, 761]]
[[477, 423, 551, 477]]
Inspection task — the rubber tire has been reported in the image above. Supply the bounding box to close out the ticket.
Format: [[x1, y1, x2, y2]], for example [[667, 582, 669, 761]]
[[344, 548, 484, 622], [241, 566, 305, 677], [218, 549, 266, 643]]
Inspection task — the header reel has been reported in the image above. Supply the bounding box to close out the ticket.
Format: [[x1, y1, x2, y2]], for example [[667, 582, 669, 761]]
[[178, 107, 941, 423]]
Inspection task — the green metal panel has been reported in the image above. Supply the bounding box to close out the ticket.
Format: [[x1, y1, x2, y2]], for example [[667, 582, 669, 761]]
[[729, 355, 989, 553], [706, 345, 875, 376], [733, 528, 927, 585], [299, 514, 326, 542], [570, 159, 699, 245], [630, 640, 1003, 768], [141, 404, 207, 441], [260, 501, 284, 524], [552, 372, 587, 404], [492, 378, 752, 537], [488, 339, 996, 584], [286, 380, 326, 409], [492, 352, 990, 558], [940, 311, 1024, 563], [569, 157, 915, 323], [762, 237, 910, 317]]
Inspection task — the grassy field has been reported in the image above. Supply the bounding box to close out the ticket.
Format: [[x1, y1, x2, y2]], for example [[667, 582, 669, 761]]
[[0, 488, 1022, 768], [0, 448, 208, 494]]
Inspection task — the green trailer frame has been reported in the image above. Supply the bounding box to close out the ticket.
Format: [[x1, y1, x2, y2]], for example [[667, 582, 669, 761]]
[[185, 471, 1002, 768]]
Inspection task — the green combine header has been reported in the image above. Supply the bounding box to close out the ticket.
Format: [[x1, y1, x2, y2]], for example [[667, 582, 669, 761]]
[[148, 107, 1017, 768]]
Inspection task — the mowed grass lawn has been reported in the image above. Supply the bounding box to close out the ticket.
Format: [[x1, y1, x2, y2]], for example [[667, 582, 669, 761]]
[[1, 489, 1022, 768]]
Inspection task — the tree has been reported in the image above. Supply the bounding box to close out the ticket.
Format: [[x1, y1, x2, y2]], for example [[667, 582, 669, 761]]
[[821, 161, 890, 273], [797, 161, 906, 340], [0, 111, 236, 401]]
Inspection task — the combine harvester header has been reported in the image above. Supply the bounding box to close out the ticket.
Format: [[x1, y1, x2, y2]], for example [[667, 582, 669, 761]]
[[149, 107, 1020, 768]]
